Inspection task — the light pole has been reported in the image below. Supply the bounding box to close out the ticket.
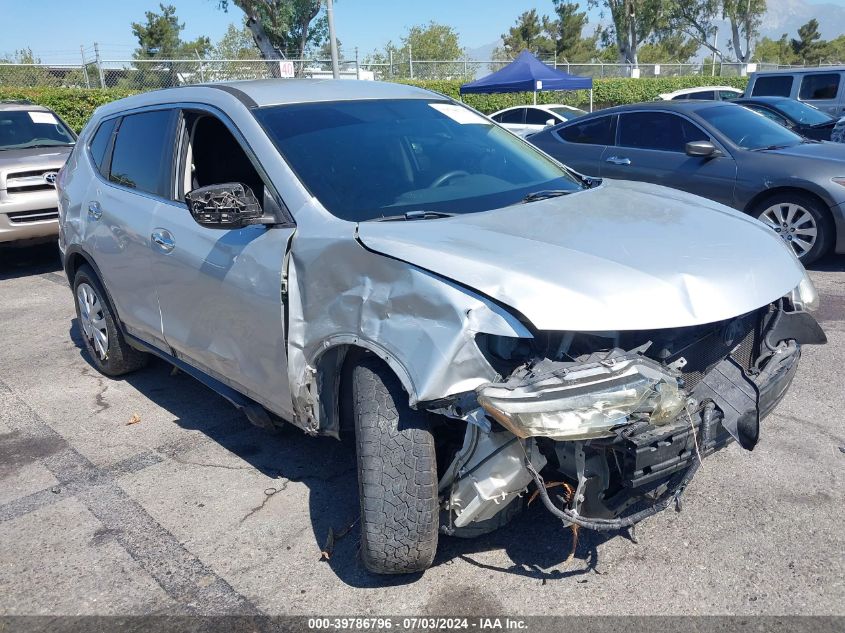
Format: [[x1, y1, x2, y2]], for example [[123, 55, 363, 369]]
[[325, 0, 340, 79]]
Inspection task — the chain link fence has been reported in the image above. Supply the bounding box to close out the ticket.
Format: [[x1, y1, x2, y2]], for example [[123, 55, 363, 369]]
[[1, 57, 838, 91]]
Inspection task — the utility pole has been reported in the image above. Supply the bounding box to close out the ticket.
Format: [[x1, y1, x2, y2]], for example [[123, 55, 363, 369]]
[[711, 27, 719, 77], [80, 45, 90, 88], [325, 0, 340, 79]]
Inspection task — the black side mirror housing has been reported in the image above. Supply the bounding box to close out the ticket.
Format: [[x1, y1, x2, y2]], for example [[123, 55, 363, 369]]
[[685, 140, 721, 158], [185, 183, 270, 229]]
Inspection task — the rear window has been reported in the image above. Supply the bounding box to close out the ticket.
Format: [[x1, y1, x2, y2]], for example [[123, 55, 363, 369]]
[[751, 75, 794, 97], [799, 73, 841, 100], [559, 116, 614, 145], [109, 110, 173, 196], [88, 118, 117, 173]]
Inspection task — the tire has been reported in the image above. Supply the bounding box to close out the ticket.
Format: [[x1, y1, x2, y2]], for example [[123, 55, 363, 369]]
[[752, 192, 833, 266], [73, 264, 148, 377], [352, 356, 438, 574]]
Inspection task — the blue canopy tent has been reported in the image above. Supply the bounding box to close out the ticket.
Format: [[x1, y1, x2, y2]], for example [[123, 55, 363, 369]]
[[460, 50, 594, 111]]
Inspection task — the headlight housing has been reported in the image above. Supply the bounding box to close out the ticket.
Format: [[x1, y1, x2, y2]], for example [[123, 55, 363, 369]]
[[477, 355, 686, 441], [789, 271, 819, 312]]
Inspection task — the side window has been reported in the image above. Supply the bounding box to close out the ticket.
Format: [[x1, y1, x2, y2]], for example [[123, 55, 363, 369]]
[[559, 116, 614, 145], [525, 108, 555, 125], [671, 93, 689, 100], [109, 110, 173, 195], [688, 91, 716, 100], [498, 108, 524, 124], [180, 112, 265, 202], [751, 75, 794, 97], [799, 73, 841, 100], [719, 90, 740, 101], [618, 112, 708, 152], [88, 117, 117, 174]]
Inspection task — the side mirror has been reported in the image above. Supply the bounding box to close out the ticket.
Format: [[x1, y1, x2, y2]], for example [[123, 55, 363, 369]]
[[685, 140, 720, 158], [545, 118, 557, 127], [185, 182, 265, 229]]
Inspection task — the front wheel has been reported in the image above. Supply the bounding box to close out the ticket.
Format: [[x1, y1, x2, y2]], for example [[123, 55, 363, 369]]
[[352, 356, 439, 574], [753, 193, 833, 265]]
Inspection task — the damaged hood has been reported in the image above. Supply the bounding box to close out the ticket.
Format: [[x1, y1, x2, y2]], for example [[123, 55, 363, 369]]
[[356, 180, 803, 331]]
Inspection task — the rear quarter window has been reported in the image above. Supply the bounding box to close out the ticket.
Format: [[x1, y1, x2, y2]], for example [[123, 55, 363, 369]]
[[88, 118, 117, 174], [751, 75, 794, 97]]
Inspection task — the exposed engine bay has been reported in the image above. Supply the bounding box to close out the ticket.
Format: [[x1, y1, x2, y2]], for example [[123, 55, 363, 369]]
[[435, 300, 826, 536]]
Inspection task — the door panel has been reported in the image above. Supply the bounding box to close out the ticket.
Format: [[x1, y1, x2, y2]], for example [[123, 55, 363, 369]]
[[82, 109, 176, 349], [84, 182, 165, 348], [151, 205, 295, 417], [151, 109, 295, 418], [602, 111, 737, 206]]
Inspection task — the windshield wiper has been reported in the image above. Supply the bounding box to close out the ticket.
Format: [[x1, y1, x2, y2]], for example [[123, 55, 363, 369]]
[[521, 189, 575, 203], [372, 210, 455, 222], [751, 143, 793, 151]]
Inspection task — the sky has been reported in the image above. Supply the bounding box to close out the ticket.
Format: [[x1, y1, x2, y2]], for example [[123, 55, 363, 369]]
[[2, 0, 843, 64], [1, 0, 553, 63]]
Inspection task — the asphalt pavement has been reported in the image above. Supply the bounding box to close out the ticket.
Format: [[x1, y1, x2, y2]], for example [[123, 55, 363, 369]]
[[1, 243, 843, 617]]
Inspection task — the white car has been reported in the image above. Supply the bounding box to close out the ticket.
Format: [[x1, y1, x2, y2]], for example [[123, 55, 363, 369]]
[[656, 86, 743, 101], [490, 104, 587, 138]]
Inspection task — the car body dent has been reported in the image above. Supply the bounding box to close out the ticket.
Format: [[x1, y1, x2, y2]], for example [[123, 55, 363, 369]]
[[283, 198, 532, 435], [357, 179, 803, 332]]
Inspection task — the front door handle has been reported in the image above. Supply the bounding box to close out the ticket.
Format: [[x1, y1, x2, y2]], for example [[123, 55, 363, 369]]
[[87, 201, 102, 220], [605, 156, 631, 166], [151, 229, 175, 253]]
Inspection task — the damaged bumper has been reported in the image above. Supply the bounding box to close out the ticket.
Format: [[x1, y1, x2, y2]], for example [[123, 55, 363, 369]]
[[441, 306, 824, 534]]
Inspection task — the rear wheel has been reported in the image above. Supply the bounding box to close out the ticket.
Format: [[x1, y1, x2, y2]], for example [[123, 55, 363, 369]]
[[752, 193, 833, 265], [352, 356, 438, 574], [73, 265, 148, 376]]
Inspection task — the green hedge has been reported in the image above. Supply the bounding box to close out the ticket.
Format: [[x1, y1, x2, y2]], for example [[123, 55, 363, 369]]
[[0, 87, 138, 132], [397, 76, 749, 112], [1, 76, 749, 131]]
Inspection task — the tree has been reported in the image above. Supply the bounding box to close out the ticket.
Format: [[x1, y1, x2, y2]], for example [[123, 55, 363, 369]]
[[723, 0, 766, 63], [365, 22, 466, 79], [217, 0, 329, 63], [663, 0, 722, 59], [589, 0, 666, 64], [131, 4, 211, 59], [791, 19, 823, 63], [214, 23, 261, 59], [544, 0, 599, 61], [638, 34, 699, 63], [754, 34, 796, 64], [496, 10, 555, 59]]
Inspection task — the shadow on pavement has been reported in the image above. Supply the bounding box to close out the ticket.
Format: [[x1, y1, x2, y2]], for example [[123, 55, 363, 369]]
[[0, 242, 62, 280]]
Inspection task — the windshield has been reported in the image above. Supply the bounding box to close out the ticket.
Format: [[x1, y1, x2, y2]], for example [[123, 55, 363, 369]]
[[549, 106, 587, 120], [0, 110, 75, 150], [773, 99, 833, 125], [697, 104, 804, 150], [254, 99, 582, 221]]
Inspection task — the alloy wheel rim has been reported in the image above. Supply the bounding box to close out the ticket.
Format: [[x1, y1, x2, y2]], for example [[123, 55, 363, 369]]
[[758, 202, 817, 259], [76, 283, 109, 360]]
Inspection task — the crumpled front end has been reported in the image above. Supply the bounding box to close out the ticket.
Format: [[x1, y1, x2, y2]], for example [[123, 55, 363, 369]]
[[438, 299, 826, 535]]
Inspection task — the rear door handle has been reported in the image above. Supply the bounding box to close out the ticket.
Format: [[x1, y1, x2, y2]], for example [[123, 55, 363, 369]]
[[151, 229, 175, 253], [605, 156, 631, 166], [87, 201, 102, 220]]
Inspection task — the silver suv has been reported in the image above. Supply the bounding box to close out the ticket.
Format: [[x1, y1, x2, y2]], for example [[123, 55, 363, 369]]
[[58, 80, 825, 575], [1, 100, 76, 245]]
